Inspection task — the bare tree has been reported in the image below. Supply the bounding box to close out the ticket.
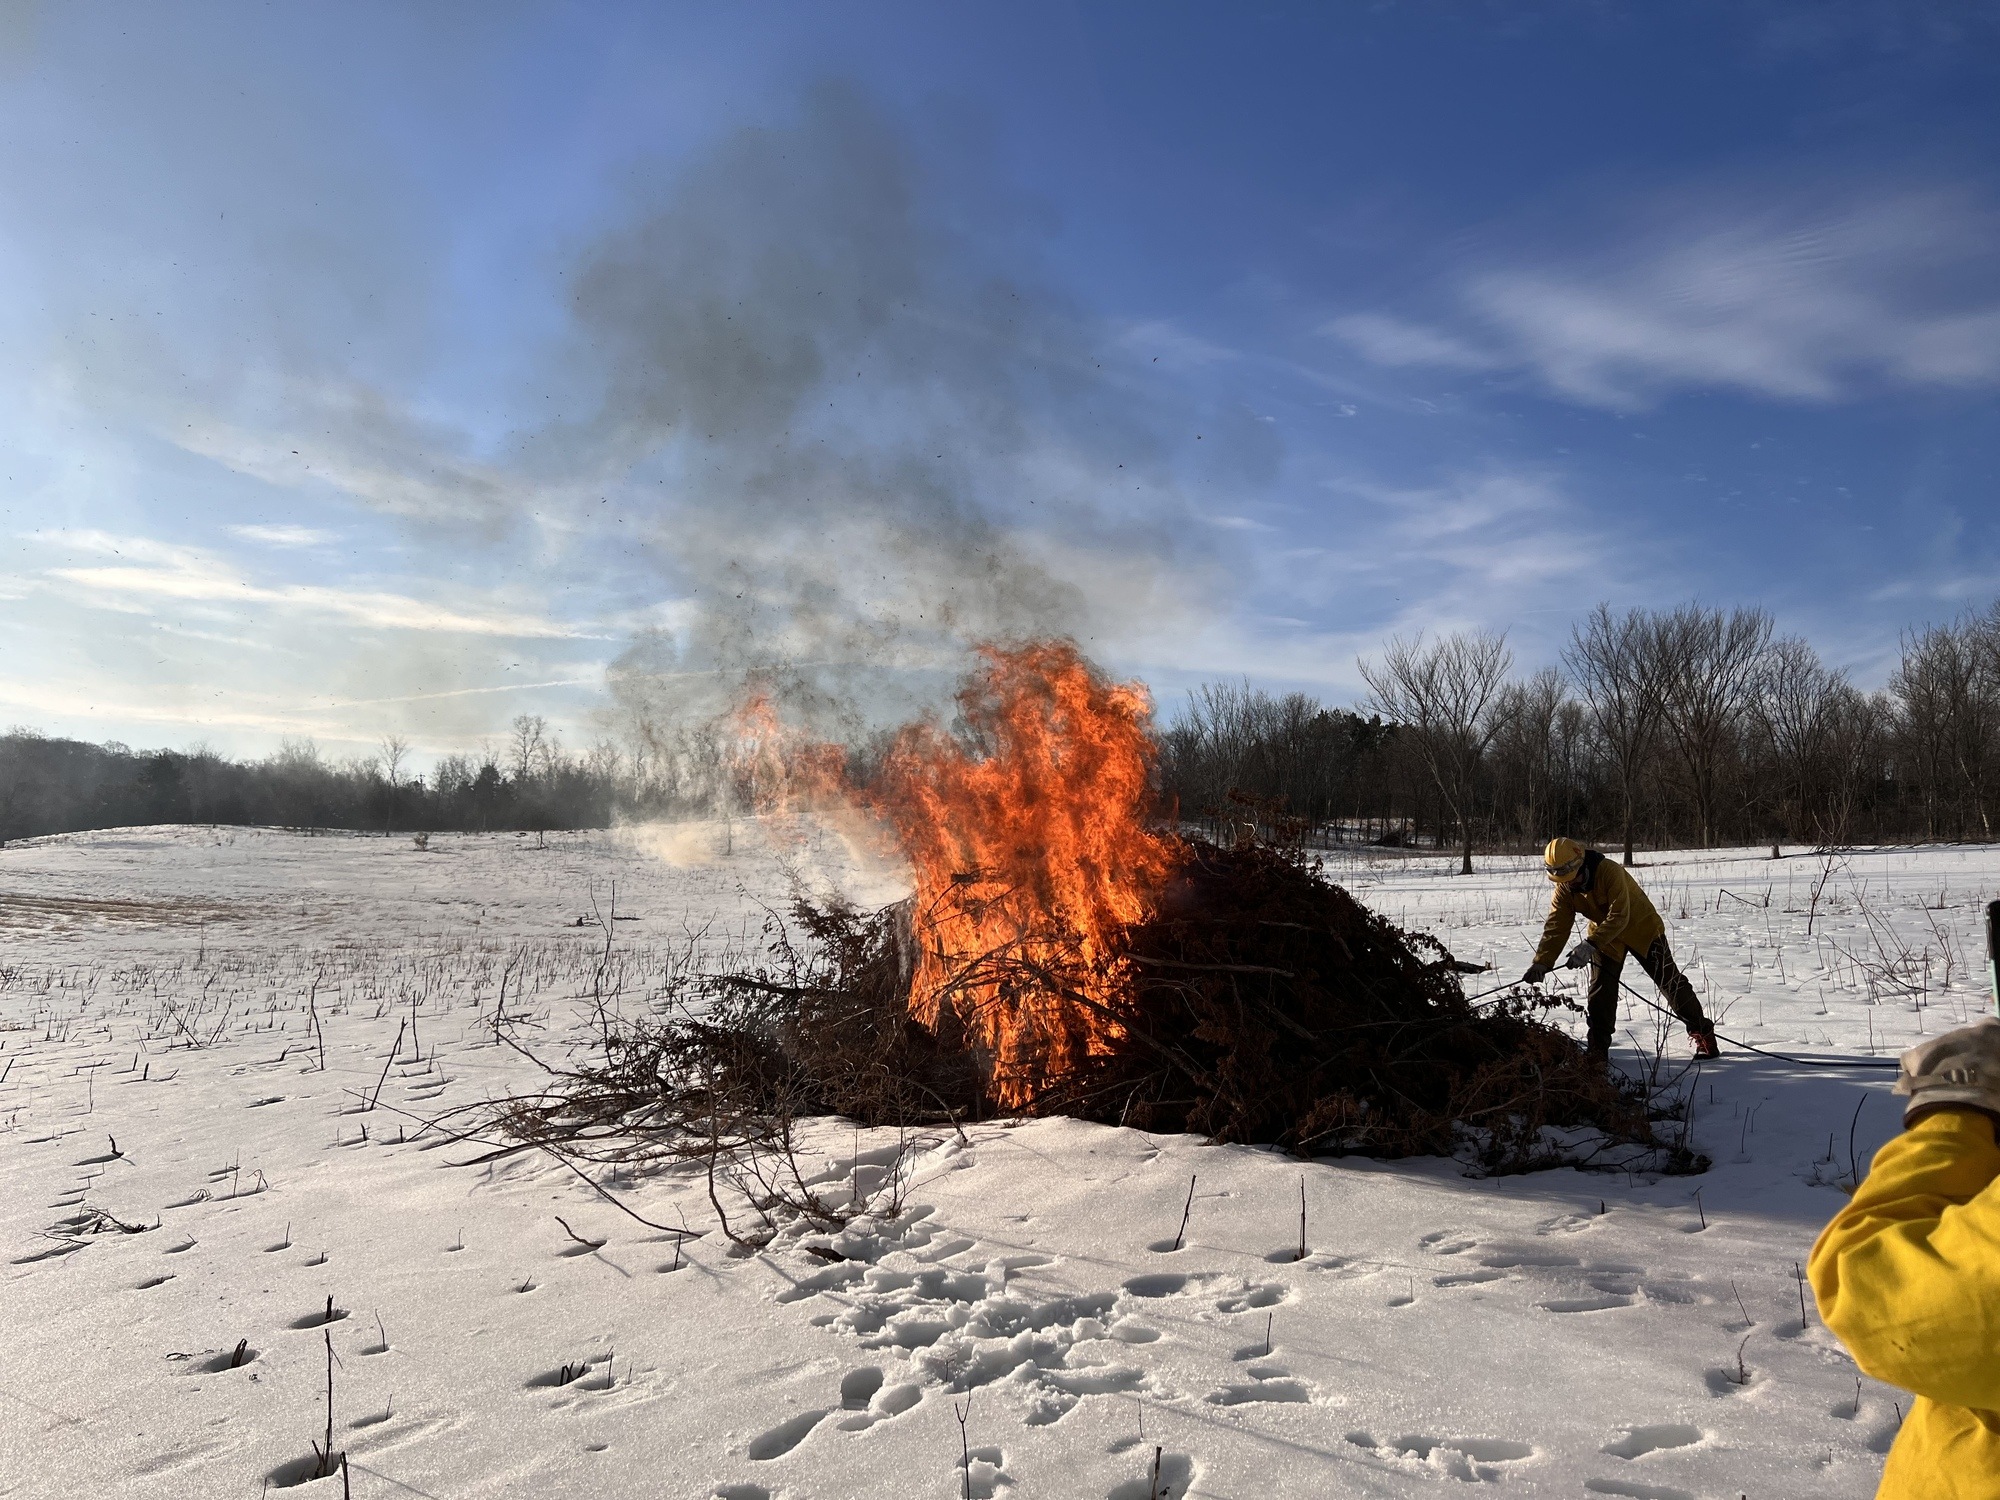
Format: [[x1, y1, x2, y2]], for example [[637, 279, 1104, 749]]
[[1889, 617, 2000, 841], [509, 714, 548, 783], [1649, 605, 1772, 849], [1976, 603, 2000, 840], [1490, 667, 1568, 843], [1750, 637, 1848, 847], [1359, 630, 1513, 874], [1821, 683, 1884, 846], [1563, 605, 1662, 865], [379, 733, 410, 836]]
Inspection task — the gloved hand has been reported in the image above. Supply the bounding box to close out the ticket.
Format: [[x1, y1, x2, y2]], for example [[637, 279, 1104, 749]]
[[1521, 963, 1550, 985], [1563, 940, 1599, 970], [1895, 1017, 2000, 1126]]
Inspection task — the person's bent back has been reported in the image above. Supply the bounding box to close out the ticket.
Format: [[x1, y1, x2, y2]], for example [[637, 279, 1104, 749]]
[[1808, 1019, 2000, 1497]]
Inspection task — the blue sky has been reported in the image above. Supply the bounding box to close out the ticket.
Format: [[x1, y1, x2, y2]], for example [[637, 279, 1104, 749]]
[[3, 1, 1997, 763]]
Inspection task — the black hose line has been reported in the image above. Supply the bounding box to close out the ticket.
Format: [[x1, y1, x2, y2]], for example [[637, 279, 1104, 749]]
[[1614, 975, 1901, 1071], [1473, 971, 1901, 1070]]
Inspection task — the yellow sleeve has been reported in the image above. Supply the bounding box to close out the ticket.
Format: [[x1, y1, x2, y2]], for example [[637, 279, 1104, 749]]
[[1808, 1109, 2000, 1413], [1590, 863, 1634, 953], [1532, 889, 1575, 969]]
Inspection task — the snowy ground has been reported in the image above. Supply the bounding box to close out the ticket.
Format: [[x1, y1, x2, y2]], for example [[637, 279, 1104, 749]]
[[2, 823, 1994, 1499]]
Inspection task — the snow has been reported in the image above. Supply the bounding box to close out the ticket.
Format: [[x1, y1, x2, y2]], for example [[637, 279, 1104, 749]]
[[3, 824, 1994, 1498]]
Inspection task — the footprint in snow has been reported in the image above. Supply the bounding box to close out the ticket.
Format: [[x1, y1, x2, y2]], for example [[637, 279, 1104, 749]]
[[265, 1454, 344, 1490], [954, 1445, 1008, 1498], [1264, 1246, 1349, 1266], [1582, 1482, 1694, 1500], [1602, 1424, 1703, 1459], [1118, 1271, 1282, 1312], [837, 1378, 921, 1431], [1476, 1245, 1581, 1269], [1536, 1212, 1597, 1235], [1418, 1230, 1477, 1255], [1539, 1292, 1635, 1313], [839, 1366, 882, 1409], [748, 1408, 828, 1460], [1208, 1365, 1313, 1405], [1108, 1318, 1159, 1343], [1106, 1450, 1194, 1500], [1703, 1366, 1758, 1397], [1214, 1283, 1287, 1313], [1347, 1433, 1534, 1482], [1639, 1280, 1698, 1305], [1120, 1272, 1193, 1298], [527, 1357, 615, 1392]]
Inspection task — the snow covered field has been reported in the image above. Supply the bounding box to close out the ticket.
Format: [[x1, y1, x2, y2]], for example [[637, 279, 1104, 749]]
[[2, 824, 1994, 1499]]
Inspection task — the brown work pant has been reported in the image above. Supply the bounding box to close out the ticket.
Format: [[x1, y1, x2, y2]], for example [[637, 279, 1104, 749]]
[[1587, 936, 1710, 1055]]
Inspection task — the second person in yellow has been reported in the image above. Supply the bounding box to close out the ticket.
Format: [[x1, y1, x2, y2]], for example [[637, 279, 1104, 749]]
[[1522, 837, 1719, 1062]]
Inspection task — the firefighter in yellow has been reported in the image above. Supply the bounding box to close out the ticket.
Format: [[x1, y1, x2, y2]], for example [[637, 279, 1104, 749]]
[[1522, 837, 1719, 1061], [1810, 1018, 2000, 1497]]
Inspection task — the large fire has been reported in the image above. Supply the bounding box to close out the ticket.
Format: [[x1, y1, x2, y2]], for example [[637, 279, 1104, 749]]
[[729, 640, 1183, 1108], [873, 642, 1183, 1106]]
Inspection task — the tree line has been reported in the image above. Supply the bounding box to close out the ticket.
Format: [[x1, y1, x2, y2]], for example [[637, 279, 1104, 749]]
[[3, 599, 1996, 856], [0, 715, 664, 843], [1161, 600, 2000, 869]]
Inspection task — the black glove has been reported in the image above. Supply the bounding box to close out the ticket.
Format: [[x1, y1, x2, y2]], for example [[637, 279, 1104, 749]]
[[1563, 940, 1599, 970], [1521, 963, 1550, 985]]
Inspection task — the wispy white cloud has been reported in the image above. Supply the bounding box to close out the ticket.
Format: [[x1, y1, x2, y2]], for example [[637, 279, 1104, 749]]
[[1332, 467, 1601, 594], [1322, 313, 1500, 373], [1114, 318, 1244, 372], [227, 523, 337, 547], [30, 529, 598, 639], [325, 675, 602, 709], [1329, 186, 2000, 409], [1205, 514, 1275, 532], [178, 410, 534, 527]]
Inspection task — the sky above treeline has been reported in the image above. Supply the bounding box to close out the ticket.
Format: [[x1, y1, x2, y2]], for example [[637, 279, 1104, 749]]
[[3, 1, 1998, 764]]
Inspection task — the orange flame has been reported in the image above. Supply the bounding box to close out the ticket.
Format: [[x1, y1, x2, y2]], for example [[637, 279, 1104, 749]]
[[727, 691, 848, 815], [873, 641, 1182, 1106]]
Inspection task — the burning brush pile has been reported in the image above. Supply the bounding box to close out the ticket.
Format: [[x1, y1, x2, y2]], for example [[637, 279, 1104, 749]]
[[491, 643, 1698, 1201]]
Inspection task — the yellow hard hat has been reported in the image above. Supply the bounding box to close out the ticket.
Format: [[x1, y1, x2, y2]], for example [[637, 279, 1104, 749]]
[[1544, 837, 1585, 882]]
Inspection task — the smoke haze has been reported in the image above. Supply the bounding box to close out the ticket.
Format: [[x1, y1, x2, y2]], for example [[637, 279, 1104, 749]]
[[555, 83, 1210, 740]]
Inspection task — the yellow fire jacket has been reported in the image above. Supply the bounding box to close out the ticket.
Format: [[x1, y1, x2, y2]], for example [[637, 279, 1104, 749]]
[[1530, 850, 1667, 967], [1808, 1109, 2000, 1497]]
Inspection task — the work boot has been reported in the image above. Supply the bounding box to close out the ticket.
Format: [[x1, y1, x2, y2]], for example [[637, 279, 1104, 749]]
[[1689, 1026, 1720, 1060]]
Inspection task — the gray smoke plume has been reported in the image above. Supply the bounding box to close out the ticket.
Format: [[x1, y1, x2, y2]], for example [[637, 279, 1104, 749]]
[[546, 83, 1208, 743]]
